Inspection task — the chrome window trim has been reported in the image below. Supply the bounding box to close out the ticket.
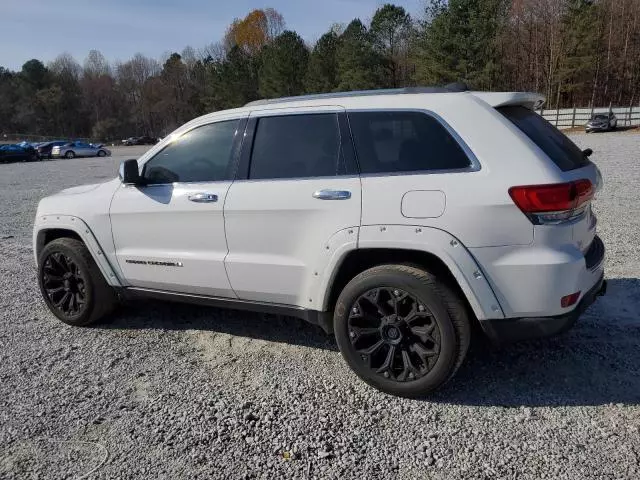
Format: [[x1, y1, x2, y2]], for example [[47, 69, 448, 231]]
[[346, 108, 481, 175], [133, 107, 482, 185], [248, 105, 345, 117]]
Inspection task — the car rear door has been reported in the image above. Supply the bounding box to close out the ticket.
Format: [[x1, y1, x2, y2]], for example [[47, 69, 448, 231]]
[[223, 107, 361, 308], [110, 117, 246, 297]]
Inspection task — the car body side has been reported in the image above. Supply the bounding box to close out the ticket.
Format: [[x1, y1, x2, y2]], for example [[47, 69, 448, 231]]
[[33, 91, 604, 337]]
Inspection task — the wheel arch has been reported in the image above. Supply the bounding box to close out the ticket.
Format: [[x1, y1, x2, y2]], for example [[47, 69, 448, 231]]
[[321, 225, 505, 322], [34, 216, 122, 287]]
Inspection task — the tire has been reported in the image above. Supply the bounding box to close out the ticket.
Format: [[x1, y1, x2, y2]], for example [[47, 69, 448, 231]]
[[65, 151, 75, 159], [97, 150, 106, 157], [38, 238, 116, 326], [334, 264, 471, 398]]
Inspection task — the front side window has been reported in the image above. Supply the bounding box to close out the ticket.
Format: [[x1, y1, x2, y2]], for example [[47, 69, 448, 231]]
[[348, 111, 472, 174], [143, 120, 239, 184], [249, 114, 342, 180]]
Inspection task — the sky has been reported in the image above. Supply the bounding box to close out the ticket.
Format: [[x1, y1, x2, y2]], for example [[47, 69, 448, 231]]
[[0, 0, 422, 71]]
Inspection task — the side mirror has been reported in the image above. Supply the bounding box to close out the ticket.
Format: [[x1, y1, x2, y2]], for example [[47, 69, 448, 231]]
[[583, 148, 593, 158], [119, 159, 141, 185]]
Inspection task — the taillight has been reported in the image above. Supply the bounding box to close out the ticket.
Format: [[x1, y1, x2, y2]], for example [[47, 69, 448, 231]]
[[509, 179, 593, 225]]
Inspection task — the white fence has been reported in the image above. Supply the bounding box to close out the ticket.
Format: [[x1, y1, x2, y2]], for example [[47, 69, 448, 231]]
[[536, 106, 640, 130]]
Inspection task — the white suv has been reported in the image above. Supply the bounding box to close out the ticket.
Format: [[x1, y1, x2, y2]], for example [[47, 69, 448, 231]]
[[33, 87, 606, 397]]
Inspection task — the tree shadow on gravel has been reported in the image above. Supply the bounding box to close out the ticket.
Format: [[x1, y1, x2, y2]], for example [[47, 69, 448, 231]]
[[434, 278, 640, 407], [103, 279, 639, 407]]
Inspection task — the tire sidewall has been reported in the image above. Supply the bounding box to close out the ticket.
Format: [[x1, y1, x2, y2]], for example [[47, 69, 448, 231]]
[[38, 241, 97, 326], [334, 268, 457, 397]]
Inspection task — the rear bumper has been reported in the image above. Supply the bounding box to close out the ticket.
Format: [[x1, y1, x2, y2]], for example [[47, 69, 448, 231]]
[[480, 274, 607, 344]]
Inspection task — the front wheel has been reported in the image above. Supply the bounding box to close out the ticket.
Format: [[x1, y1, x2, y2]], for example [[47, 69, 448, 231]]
[[97, 150, 106, 157], [38, 238, 116, 326], [334, 265, 471, 398]]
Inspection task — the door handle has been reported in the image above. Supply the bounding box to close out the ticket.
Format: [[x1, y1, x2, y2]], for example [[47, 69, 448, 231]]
[[312, 189, 352, 200], [188, 192, 218, 203]]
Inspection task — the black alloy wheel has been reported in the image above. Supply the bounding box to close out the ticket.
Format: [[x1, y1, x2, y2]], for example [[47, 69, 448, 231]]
[[41, 251, 87, 319], [38, 238, 117, 326], [333, 265, 471, 397], [347, 287, 441, 382]]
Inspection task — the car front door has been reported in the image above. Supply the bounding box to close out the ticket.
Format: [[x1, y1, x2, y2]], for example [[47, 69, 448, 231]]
[[223, 107, 362, 308], [110, 117, 246, 297]]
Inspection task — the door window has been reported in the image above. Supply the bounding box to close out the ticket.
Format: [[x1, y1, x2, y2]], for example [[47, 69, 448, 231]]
[[348, 111, 472, 174], [249, 114, 343, 179], [143, 120, 240, 184]]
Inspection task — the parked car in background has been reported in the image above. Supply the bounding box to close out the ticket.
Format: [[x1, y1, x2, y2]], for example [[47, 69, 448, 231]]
[[51, 142, 111, 159], [36, 141, 69, 160], [586, 112, 617, 132], [123, 136, 158, 146], [0, 144, 39, 163]]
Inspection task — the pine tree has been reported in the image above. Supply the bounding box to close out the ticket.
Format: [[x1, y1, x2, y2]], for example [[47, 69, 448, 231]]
[[259, 31, 309, 98], [370, 4, 412, 87], [414, 0, 508, 89], [336, 19, 386, 91], [305, 31, 340, 93]]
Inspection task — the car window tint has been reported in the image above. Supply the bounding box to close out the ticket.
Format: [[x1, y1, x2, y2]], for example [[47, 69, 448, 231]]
[[249, 114, 341, 180], [498, 106, 589, 171], [348, 111, 471, 174], [143, 120, 239, 184]]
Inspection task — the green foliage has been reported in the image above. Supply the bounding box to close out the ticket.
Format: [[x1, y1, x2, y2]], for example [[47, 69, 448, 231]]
[[558, 0, 600, 97], [336, 19, 387, 90], [259, 31, 309, 98], [370, 4, 412, 87], [414, 0, 509, 89], [207, 46, 259, 110], [0, 2, 637, 139], [305, 32, 340, 93]]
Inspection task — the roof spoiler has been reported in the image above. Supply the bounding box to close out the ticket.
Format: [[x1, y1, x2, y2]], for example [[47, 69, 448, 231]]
[[471, 92, 546, 110]]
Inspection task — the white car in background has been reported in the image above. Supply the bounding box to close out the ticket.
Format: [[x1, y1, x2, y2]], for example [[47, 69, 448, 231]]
[[51, 141, 111, 159], [33, 86, 606, 397]]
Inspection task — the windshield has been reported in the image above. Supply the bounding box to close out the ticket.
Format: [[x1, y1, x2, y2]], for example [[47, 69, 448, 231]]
[[498, 106, 590, 171]]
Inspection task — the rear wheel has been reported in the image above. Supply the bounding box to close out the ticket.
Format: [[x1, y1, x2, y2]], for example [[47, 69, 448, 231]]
[[38, 238, 116, 326], [334, 265, 471, 398], [65, 151, 75, 159]]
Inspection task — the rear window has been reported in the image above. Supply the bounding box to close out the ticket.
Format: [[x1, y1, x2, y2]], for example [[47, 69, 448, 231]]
[[348, 111, 471, 174], [498, 106, 589, 171]]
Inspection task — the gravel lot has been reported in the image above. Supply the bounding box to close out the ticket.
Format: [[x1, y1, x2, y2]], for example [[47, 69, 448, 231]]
[[1, 137, 639, 480]]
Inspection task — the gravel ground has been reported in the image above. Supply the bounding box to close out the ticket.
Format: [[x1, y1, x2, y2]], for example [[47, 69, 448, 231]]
[[1, 137, 639, 480]]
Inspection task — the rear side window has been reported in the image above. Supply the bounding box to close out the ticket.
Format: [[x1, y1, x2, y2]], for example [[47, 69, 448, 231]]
[[348, 111, 472, 174], [143, 120, 239, 184], [498, 106, 589, 171], [249, 114, 342, 179]]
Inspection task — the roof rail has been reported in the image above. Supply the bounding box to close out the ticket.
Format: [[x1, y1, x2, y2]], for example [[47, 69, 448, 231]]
[[244, 83, 469, 107]]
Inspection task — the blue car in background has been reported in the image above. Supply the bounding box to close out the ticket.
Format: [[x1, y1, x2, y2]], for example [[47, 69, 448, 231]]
[[0, 144, 39, 163]]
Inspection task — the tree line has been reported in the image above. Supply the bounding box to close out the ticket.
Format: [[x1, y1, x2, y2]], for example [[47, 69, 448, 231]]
[[1, 0, 638, 141]]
